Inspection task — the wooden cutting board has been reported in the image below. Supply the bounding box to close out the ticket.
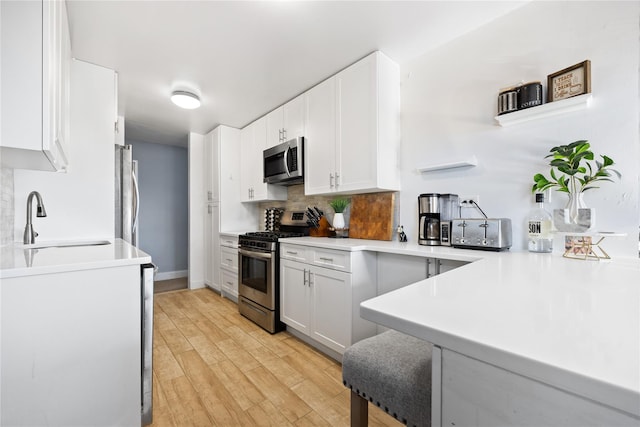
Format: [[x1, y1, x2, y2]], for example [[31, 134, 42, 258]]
[[348, 193, 395, 241]]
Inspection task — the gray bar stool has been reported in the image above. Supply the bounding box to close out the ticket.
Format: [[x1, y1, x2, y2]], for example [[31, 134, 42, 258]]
[[342, 330, 432, 427]]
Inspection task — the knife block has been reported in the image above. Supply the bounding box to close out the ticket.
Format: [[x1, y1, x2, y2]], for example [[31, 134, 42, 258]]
[[309, 217, 332, 237]]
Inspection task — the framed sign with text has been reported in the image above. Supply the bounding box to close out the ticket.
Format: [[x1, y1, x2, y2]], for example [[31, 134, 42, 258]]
[[547, 60, 591, 102]]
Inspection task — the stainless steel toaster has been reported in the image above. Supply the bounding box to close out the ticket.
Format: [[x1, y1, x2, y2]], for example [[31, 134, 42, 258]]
[[451, 218, 512, 251]]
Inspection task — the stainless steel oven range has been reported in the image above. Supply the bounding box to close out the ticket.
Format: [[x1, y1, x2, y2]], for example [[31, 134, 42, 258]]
[[238, 229, 304, 333]]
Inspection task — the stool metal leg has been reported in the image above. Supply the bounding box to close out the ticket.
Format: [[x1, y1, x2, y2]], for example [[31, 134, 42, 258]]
[[350, 390, 368, 427]]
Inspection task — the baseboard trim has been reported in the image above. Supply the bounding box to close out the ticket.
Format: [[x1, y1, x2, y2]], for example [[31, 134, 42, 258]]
[[285, 327, 342, 363], [155, 270, 188, 281]]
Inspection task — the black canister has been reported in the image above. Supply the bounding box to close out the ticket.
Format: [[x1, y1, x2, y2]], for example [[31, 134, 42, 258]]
[[518, 82, 543, 110]]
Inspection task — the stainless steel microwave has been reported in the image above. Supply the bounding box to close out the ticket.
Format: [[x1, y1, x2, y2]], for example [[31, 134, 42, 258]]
[[263, 137, 304, 185]]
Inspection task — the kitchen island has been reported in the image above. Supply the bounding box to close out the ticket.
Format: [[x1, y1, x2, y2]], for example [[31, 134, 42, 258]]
[[0, 239, 151, 426], [280, 237, 639, 425]]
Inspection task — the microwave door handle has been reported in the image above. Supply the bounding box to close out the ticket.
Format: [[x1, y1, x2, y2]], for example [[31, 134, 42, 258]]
[[283, 147, 291, 177]]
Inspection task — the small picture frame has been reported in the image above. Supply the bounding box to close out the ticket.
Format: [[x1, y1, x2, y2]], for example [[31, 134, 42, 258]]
[[547, 60, 591, 102]]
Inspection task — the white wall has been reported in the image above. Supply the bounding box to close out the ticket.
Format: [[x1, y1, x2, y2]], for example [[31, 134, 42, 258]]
[[14, 60, 116, 242], [398, 1, 639, 256], [188, 132, 205, 289]]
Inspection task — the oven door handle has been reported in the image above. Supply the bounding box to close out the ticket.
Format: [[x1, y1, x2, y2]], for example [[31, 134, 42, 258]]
[[239, 248, 273, 260]]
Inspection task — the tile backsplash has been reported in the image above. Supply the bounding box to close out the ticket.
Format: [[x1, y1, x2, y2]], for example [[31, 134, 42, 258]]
[[257, 184, 349, 230], [257, 184, 401, 239], [1, 167, 15, 245]]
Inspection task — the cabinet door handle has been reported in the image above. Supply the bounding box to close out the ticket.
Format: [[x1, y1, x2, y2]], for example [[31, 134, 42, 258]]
[[207, 191, 213, 201], [283, 128, 287, 141], [309, 271, 314, 286], [335, 172, 340, 187], [319, 257, 333, 262], [329, 173, 334, 188], [303, 269, 308, 286], [286, 250, 298, 255], [225, 258, 233, 263]]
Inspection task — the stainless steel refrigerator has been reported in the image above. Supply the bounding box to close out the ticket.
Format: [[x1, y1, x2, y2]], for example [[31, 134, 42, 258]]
[[115, 144, 139, 246], [115, 144, 153, 425]]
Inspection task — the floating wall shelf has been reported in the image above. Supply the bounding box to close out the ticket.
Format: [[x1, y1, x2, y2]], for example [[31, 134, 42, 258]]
[[495, 93, 592, 127], [417, 156, 478, 173]]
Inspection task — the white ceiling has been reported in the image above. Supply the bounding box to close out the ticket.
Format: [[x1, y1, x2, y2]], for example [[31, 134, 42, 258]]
[[66, 1, 527, 147]]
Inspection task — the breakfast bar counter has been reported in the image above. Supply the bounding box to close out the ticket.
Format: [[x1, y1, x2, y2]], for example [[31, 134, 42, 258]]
[[280, 237, 640, 424], [360, 251, 640, 425]]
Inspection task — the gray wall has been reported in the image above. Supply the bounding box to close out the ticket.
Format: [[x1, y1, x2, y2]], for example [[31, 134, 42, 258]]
[[128, 140, 188, 275]]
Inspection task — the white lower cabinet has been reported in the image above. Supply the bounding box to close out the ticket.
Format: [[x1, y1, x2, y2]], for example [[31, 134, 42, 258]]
[[435, 348, 638, 427], [281, 246, 470, 356], [280, 244, 377, 355], [309, 266, 351, 352], [280, 258, 311, 334], [376, 252, 468, 295], [219, 233, 239, 301], [2, 265, 142, 426], [221, 268, 239, 302], [204, 204, 220, 291]]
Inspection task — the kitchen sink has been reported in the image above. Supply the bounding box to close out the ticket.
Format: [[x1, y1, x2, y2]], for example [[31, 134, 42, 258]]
[[19, 239, 112, 249]]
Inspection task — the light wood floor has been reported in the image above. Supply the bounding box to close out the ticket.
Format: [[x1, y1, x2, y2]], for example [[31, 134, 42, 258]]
[[151, 288, 402, 427]]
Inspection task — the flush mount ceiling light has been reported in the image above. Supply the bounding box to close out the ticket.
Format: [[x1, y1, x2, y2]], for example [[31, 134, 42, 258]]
[[171, 91, 201, 109]]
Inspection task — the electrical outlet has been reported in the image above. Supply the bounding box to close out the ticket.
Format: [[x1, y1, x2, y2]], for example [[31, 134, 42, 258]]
[[459, 195, 480, 207]]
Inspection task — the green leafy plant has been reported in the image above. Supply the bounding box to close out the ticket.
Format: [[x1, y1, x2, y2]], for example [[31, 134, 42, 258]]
[[329, 197, 350, 213], [532, 140, 620, 194]]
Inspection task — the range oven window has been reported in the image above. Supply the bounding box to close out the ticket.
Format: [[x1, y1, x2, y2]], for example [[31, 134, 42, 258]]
[[241, 255, 268, 294]]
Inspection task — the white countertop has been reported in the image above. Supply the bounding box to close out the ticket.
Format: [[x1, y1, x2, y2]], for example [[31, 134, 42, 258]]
[[279, 236, 489, 262], [281, 237, 640, 417], [0, 239, 152, 278]]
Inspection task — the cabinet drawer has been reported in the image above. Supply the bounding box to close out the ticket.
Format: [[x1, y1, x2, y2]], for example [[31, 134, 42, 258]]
[[220, 269, 238, 299], [220, 246, 238, 272], [310, 248, 351, 272], [219, 234, 238, 248], [280, 244, 307, 262]]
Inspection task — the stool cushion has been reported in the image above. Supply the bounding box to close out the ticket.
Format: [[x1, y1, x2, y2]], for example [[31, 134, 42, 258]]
[[342, 330, 432, 427]]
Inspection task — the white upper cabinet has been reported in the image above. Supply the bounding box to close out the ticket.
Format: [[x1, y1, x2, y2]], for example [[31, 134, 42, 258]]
[[205, 125, 258, 228], [240, 117, 287, 202], [304, 77, 338, 195], [265, 94, 306, 148], [305, 51, 401, 196], [1, 0, 72, 172]]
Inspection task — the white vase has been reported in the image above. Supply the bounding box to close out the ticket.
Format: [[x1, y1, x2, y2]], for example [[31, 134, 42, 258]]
[[566, 191, 586, 224], [332, 213, 345, 229], [553, 192, 595, 232]]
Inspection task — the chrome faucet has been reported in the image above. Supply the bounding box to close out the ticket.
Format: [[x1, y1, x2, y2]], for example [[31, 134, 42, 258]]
[[24, 191, 47, 244]]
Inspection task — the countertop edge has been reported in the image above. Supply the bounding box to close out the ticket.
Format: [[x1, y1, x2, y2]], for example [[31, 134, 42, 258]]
[[1, 239, 152, 278]]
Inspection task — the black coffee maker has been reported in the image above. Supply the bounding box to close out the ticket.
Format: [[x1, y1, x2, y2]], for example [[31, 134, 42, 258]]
[[418, 193, 440, 246]]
